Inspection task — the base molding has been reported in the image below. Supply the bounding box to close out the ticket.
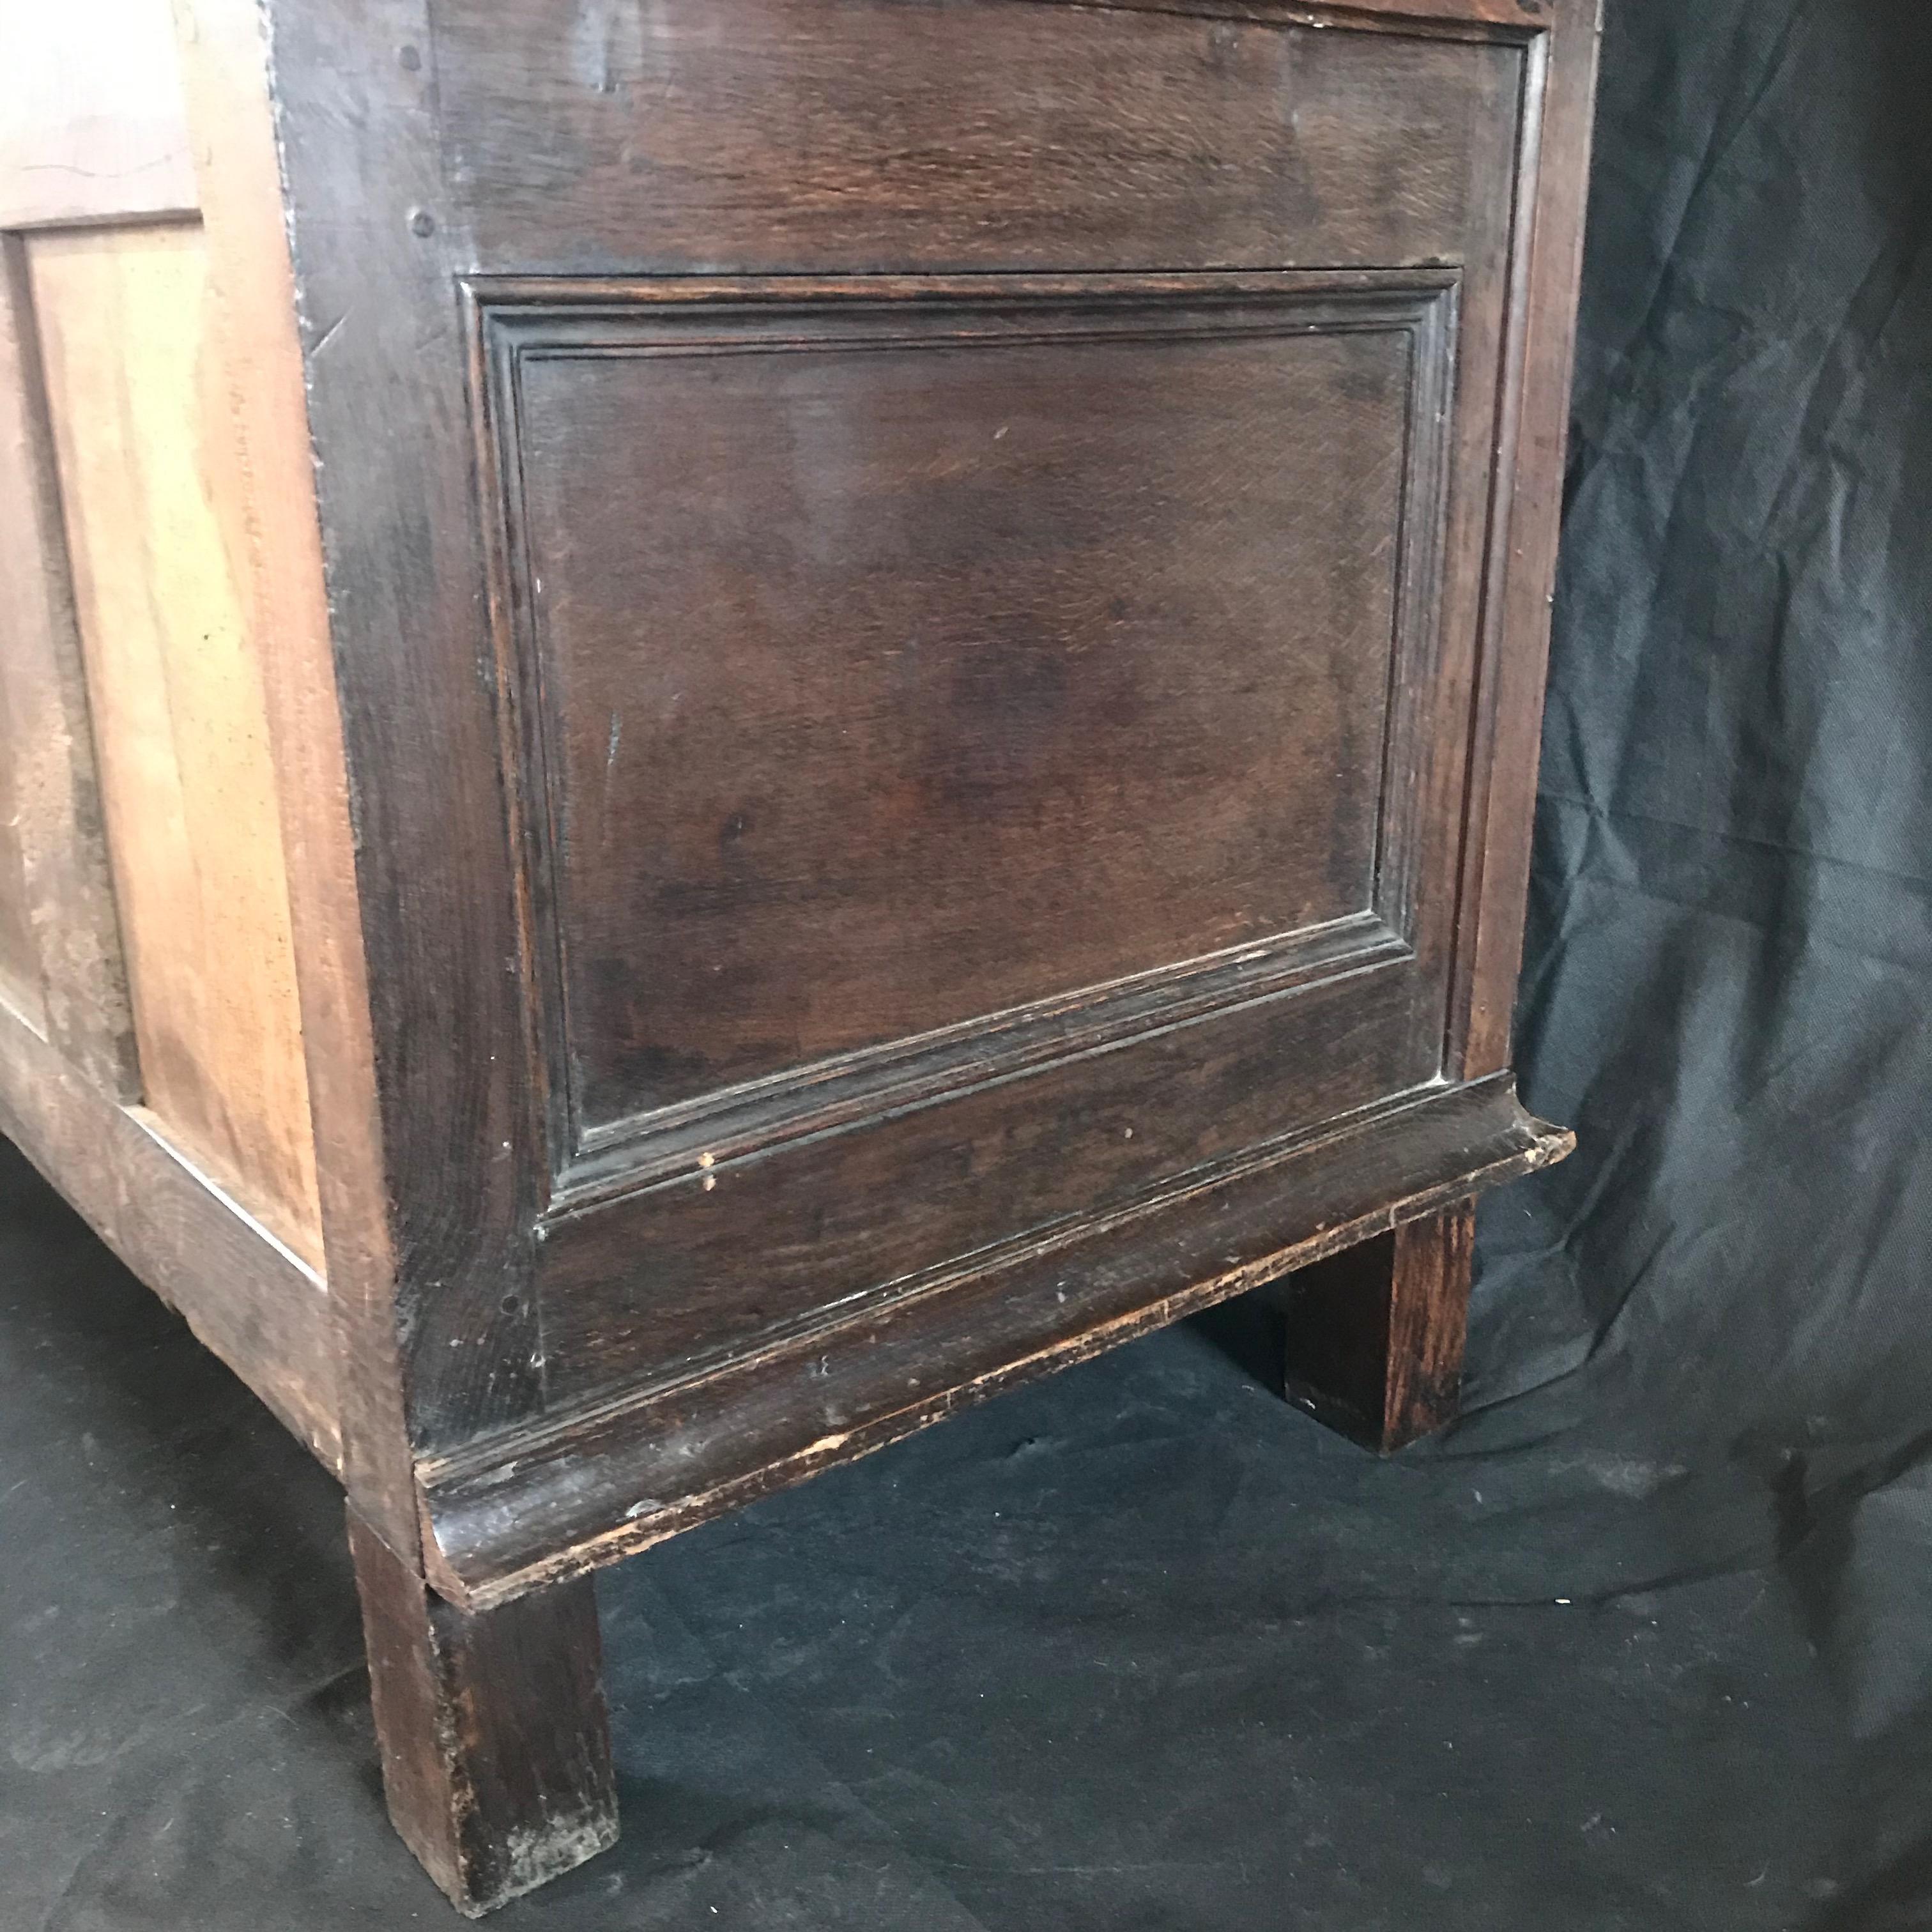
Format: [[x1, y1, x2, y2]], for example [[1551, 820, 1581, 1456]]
[[424, 1075, 1570, 1611]]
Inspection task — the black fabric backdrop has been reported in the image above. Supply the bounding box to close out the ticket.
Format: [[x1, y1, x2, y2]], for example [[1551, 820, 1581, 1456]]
[[4, 1, 1930, 1924]]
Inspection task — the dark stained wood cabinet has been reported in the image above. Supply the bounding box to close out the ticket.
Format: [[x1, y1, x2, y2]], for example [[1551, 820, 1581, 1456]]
[[0, 0, 1598, 1910]]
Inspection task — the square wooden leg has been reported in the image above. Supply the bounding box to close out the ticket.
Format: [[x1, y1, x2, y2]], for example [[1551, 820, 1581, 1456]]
[[348, 1508, 619, 1915], [1279, 1202, 1477, 1453]]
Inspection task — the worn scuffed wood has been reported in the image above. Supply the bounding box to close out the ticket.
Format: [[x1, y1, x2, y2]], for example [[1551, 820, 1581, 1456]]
[[348, 1508, 618, 1915], [1281, 1199, 1479, 1451], [268, 0, 1531, 1455], [171, 0, 413, 1555], [1, 0, 1600, 1907], [1453, 0, 1606, 1075], [26, 220, 323, 1266], [422, 1080, 1570, 1610]]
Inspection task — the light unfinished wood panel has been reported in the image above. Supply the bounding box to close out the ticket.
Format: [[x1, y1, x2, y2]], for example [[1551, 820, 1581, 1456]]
[[27, 220, 323, 1266], [0, 0, 199, 228], [0, 678, 39, 1022], [0, 473, 36, 1002], [0, 234, 141, 1093]]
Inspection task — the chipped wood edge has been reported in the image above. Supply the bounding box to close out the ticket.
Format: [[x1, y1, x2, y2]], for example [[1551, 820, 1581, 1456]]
[[435, 1102, 1572, 1612]]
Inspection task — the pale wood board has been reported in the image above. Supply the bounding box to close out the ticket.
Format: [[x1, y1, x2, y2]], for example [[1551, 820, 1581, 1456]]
[[0, 0, 201, 229], [0, 668, 39, 1021], [26, 221, 324, 1267], [0, 240, 141, 1098]]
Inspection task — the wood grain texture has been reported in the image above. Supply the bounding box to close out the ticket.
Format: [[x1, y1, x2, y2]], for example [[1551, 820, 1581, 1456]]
[[27, 221, 323, 1266], [0, 992, 337, 1466], [0, 238, 141, 1096], [538, 953, 1425, 1400], [1101, 0, 1554, 22], [0, 632, 42, 1022], [471, 270, 1460, 1210], [1455, 0, 1606, 1073], [264, 0, 1530, 1450], [268, 0, 550, 1453], [349, 1508, 618, 1915], [494, 282, 1429, 1136], [171, 0, 417, 1552], [0, 0, 200, 230], [1280, 1198, 1476, 1450], [256, 0, 1594, 1482], [1036, 0, 1554, 24], [432, 0, 1523, 275], [424, 1078, 1570, 1609], [0, 379, 38, 1018]]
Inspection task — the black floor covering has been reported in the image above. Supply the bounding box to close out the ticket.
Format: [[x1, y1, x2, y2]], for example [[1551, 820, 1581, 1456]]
[[4, 1133, 1926, 1931]]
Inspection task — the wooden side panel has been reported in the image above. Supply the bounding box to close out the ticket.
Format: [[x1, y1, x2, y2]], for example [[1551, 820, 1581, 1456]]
[[265, 0, 1533, 1455], [25, 222, 323, 1266]]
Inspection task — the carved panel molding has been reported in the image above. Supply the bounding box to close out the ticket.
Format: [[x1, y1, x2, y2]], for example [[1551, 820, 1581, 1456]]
[[467, 270, 1461, 1209]]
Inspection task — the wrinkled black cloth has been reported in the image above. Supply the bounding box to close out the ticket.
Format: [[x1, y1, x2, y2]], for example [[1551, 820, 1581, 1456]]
[[4, 0, 1930, 1924]]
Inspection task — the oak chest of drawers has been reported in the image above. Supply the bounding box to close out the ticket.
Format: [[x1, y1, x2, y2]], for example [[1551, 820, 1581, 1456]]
[[0, 0, 1597, 1909]]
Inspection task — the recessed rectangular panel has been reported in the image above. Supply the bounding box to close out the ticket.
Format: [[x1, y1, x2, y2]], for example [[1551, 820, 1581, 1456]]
[[488, 282, 1453, 1155]]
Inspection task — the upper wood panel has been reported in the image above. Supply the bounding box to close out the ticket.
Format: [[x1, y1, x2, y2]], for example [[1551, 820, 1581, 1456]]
[[0, 0, 199, 229], [27, 223, 323, 1265], [429, 0, 1522, 274]]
